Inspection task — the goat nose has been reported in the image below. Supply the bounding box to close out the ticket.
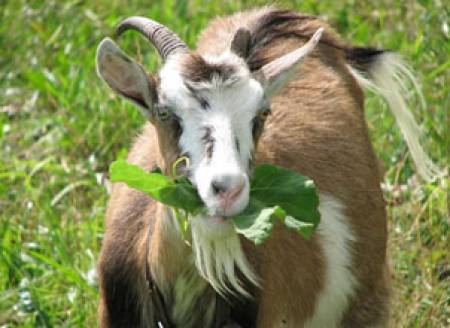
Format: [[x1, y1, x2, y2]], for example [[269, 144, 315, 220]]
[[211, 174, 245, 196]]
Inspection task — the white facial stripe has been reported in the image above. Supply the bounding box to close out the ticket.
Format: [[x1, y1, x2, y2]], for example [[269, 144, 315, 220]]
[[192, 80, 262, 163], [159, 52, 264, 218], [204, 114, 239, 166]]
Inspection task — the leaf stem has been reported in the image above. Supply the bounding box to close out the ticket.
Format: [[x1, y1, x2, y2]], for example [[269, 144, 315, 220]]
[[171, 156, 190, 180]]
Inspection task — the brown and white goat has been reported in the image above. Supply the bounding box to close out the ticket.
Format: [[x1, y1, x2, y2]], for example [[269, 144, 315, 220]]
[[96, 8, 438, 328]]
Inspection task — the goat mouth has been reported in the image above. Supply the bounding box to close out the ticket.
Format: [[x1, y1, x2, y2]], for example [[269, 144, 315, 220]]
[[206, 200, 249, 220], [206, 214, 233, 226], [210, 215, 229, 221]]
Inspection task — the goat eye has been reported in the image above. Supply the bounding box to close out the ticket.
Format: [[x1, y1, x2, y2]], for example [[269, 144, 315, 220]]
[[252, 117, 262, 138], [259, 107, 271, 119], [156, 106, 171, 121], [158, 110, 170, 120]]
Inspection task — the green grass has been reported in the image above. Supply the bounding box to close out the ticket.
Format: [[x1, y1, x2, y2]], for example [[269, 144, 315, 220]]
[[0, 0, 448, 326]]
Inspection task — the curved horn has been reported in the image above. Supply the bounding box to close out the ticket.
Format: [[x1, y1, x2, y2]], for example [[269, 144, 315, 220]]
[[116, 17, 188, 60]]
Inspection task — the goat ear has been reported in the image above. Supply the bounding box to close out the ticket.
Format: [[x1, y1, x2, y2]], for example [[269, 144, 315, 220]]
[[96, 37, 155, 118], [253, 28, 323, 98]]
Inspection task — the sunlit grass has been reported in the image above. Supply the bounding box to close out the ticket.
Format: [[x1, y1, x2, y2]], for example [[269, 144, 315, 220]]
[[1, 0, 448, 326]]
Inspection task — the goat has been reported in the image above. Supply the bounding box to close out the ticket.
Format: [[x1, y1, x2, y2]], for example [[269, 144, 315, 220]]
[[96, 7, 439, 328]]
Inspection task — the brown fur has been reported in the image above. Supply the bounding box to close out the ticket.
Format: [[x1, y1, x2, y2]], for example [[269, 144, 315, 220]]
[[99, 7, 390, 327], [197, 8, 389, 326]]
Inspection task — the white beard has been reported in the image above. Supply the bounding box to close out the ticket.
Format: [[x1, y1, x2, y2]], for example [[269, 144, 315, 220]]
[[189, 215, 259, 298]]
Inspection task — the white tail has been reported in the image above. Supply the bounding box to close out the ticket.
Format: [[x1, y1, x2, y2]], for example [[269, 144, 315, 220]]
[[350, 52, 441, 182]]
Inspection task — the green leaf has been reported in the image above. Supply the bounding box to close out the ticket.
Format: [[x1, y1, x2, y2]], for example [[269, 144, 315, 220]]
[[232, 165, 320, 244], [250, 164, 320, 225], [233, 201, 316, 246], [232, 199, 284, 245], [110, 160, 320, 245], [283, 215, 315, 238], [110, 160, 202, 213]]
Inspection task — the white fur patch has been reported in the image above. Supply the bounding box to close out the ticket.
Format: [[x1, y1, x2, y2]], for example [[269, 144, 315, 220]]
[[190, 214, 259, 298], [304, 194, 357, 328]]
